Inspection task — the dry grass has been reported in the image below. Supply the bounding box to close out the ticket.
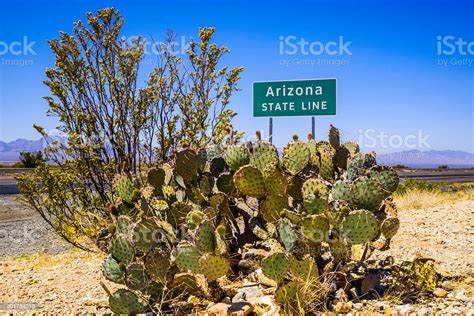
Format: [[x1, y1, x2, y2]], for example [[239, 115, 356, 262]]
[[394, 187, 474, 211], [6, 248, 104, 270]]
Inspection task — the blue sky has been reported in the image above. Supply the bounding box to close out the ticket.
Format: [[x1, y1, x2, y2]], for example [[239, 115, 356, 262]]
[[0, 0, 472, 153]]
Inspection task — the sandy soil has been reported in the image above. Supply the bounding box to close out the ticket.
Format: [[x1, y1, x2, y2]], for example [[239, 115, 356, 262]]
[[373, 199, 474, 276], [0, 196, 473, 314]]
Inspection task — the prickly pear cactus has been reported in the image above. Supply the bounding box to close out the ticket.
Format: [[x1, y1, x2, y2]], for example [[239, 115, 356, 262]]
[[99, 125, 400, 313]]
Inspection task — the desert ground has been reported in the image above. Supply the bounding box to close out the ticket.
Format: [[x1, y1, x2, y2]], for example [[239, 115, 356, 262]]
[[0, 173, 473, 314]]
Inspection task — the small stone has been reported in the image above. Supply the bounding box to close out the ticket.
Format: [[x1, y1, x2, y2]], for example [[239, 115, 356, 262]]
[[232, 284, 263, 303], [374, 301, 389, 310], [443, 306, 461, 314], [417, 307, 432, 315], [353, 303, 363, 310], [334, 301, 352, 313], [465, 276, 474, 285], [433, 288, 448, 298], [441, 280, 455, 291], [397, 304, 413, 314], [453, 289, 469, 302], [208, 303, 230, 316], [255, 269, 277, 287]]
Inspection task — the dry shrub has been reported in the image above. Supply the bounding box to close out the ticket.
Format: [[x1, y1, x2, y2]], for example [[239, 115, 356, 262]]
[[394, 187, 474, 210]]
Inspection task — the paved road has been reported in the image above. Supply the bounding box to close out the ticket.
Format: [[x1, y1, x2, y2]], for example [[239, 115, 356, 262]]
[[0, 169, 473, 194], [0, 179, 20, 194], [398, 170, 474, 183]]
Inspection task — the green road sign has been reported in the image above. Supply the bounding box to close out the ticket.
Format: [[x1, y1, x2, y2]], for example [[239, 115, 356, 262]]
[[253, 78, 337, 117]]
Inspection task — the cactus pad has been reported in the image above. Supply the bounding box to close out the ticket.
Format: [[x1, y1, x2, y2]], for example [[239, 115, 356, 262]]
[[109, 289, 147, 314], [132, 222, 154, 253], [116, 215, 133, 235], [288, 255, 318, 280], [263, 166, 287, 196], [113, 174, 136, 204], [260, 194, 288, 222], [302, 178, 329, 214], [329, 240, 351, 262], [176, 244, 201, 274], [110, 234, 134, 265], [282, 136, 310, 175], [144, 249, 171, 281], [352, 176, 385, 211], [175, 149, 199, 183], [125, 263, 150, 290], [216, 172, 235, 194], [210, 157, 227, 177], [199, 254, 230, 281], [286, 176, 304, 204], [300, 215, 330, 243], [147, 167, 165, 190], [328, 125, 340, 150], [331, 180, 352, 203], [343, 141, 360, 156], [250, 141, 279, 172], [342, 210, 380, 245], [234, 165, 265, 198], [380, 217, 400, 239], [262, 253, 288, 284], [316, 141, 335, 180], [276, 281, 300, 305], [196, 221, 216, 253], [224, 145, 249, 171], [278, 219, 296, 252], [368, 166, 399, 196], [103, 255, 125, 284]]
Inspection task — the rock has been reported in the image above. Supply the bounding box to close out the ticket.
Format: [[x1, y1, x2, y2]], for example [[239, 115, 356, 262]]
[[416, 219, 425, 225], [232, 284, 263, 303], [441, 280, 455, 291], [255, 268, 277, 287], [334, 301, 352, 313], [207, 302, 254, 316], [417, 307, 432, 315], [396, 304, 413, 314], [374, 301, 389, 311], [248, 295, 278, 315], [433, 288, 448, 298], [442, 306, 461, 314], [353, 303, 363, 310], [453, 289, 469, 302]]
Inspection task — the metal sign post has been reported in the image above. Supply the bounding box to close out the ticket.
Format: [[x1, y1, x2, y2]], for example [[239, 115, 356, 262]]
[[269, 117, 273, 143], [311, 116, 315, 137]]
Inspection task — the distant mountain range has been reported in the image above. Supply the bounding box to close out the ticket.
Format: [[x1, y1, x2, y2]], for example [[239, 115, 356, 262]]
[[377, 150, 474, 168], [1, 138, 473, 168], [0, 138, 45, 162]]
